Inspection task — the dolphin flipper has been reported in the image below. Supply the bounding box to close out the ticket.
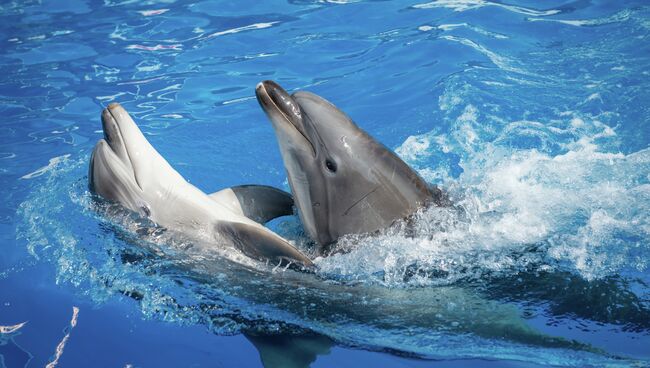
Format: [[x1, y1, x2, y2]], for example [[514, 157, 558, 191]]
[[215, 222, 313, 269], [210, 185, 294, 224], [245, 332, 333, 368]]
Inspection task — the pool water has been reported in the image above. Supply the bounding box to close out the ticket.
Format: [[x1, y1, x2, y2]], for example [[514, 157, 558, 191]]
[[1, 0, 649, 367]]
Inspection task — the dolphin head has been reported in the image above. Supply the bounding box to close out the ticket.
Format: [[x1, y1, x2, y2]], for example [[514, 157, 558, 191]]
[[89, 103, 174, 217], [256, 81, 434, 248]]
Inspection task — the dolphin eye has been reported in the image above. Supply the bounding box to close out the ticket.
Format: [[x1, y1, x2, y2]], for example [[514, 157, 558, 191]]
[[325, 159, 337, 173]]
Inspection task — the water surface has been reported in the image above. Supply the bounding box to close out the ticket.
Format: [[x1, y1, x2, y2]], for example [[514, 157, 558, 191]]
[[1, 0, 649, 367]]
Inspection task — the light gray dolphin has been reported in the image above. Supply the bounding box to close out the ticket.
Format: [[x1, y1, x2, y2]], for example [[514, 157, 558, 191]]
[[89, 103, 313, 269], [256, 80, 448, 249]]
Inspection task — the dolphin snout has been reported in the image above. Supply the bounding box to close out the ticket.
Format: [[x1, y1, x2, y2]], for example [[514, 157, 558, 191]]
[[101, 107, 117, 145], [256, 80, 312, 144], [100, 103, 134, 174], [256, 81, 302, 122]]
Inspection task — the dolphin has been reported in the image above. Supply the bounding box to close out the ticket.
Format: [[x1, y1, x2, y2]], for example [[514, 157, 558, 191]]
[[89, 103, 313, 269], [163, 257, 605, 365], [255, 80, 448, 249]]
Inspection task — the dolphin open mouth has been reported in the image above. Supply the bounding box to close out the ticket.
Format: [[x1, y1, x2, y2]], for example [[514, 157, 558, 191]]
[[255, 81, 315, 154]]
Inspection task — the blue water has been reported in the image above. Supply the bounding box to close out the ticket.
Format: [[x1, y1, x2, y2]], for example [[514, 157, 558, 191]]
[[1, 0, 649, 367]]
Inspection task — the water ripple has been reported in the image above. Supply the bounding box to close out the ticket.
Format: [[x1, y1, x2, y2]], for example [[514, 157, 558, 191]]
[[2, 0, 649, 365], [201, 21, 279, 40], [411, 0, 561, 16], [527, 8, 639, 27], [439, 35, 525, 74]]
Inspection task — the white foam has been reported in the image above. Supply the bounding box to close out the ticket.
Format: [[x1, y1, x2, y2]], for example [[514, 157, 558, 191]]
[[395, 135, 432, 162]]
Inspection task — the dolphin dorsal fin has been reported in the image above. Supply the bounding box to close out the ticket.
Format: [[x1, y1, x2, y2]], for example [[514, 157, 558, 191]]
[[209, 185, 294, 224]]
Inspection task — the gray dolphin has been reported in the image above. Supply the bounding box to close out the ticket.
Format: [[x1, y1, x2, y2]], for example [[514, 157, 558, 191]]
[[89, 103, 313, 269], [256, 80, 447, 249]]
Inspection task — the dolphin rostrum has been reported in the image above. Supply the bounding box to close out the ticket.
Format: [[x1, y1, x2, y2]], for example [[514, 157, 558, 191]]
[[89, 103, 313, 269], [256, 80, 447, 249]]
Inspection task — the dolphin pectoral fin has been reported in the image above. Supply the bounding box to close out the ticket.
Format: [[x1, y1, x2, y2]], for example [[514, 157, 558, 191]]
[[209, 185, 294, 224], [245, 332, 333, 368], [216, 222, 314, 270]]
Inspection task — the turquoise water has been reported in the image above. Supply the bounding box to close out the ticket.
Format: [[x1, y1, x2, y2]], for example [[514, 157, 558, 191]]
[[1, 0, 650, 367]]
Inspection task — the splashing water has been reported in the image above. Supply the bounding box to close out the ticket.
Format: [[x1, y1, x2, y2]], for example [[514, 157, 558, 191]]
[[4, 0, 650, 366], [15, 105, 650, 366]]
